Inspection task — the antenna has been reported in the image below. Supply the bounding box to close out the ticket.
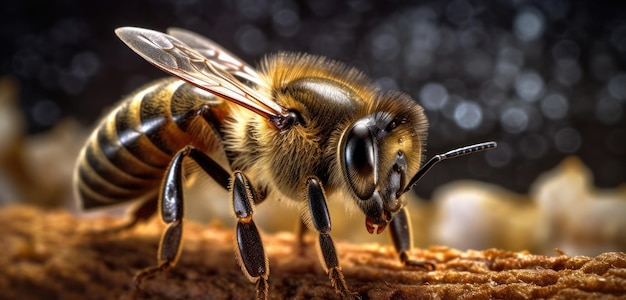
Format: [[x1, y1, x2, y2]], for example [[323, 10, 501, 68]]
[[403, 141, 497, 194]]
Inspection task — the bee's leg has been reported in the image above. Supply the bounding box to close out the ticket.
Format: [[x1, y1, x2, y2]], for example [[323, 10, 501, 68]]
[[294, 218, 309, 255], [126, 197, 158, 227], [87, 196, 158, 235], [389, 207, 435, 270], [306, 177, 360, 299], [231, 171, 269, 300], [134, 146, 231, 287]]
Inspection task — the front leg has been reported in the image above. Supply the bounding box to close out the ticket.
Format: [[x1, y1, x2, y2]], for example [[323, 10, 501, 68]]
[[305, 177, 360, 299], [389, 207, 435, 270]]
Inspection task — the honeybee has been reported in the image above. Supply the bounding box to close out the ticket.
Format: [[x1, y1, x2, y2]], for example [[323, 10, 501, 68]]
[[75, 27, 496, 299]]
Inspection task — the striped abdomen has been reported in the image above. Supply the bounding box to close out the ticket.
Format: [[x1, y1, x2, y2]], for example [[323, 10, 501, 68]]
[[75, 78, 228, 209]]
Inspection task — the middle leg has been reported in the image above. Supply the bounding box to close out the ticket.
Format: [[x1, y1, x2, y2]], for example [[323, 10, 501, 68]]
[[231, 171, 270, 300]]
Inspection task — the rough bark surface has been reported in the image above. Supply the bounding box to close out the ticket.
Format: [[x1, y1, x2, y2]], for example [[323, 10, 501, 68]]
[[1, 205, 625, 300]]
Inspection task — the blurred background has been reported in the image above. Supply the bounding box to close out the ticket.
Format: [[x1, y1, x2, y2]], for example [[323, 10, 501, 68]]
[[0, 0, 624, 256]]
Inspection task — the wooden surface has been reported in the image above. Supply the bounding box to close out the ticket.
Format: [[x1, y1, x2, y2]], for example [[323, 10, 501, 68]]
[[1, 205, 625, 300]]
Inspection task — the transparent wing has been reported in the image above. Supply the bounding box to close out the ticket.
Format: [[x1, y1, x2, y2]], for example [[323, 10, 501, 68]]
[[166, 27, 264, 88], [115, 27, 286, 119]]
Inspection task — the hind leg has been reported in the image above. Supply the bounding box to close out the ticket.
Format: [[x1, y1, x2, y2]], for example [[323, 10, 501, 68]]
[[134, 146, 230, 286], [85, 196, 158, 236], [98, 197, 158, 234]]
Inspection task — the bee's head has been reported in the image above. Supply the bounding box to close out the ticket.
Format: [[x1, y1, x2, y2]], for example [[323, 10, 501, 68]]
[[339, 97, 427, 234]]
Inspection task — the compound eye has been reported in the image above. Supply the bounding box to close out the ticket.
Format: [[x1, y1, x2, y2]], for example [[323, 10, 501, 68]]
[[342, 122, 377, 200]]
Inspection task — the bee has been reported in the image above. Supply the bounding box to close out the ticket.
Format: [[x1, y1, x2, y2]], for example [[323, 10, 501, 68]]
[[74, 27, 496, 299]]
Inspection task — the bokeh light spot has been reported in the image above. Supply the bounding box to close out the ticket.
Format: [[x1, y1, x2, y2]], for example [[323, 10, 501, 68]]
[[235, 25, 268, 55], [554, 127, 582, 153], [608, 73, 626, 100], [500, 106, 529, 133], [519, 134, 549, 159], [596, 95, 623, 124], [552, 39, 580, 61], [554, 59, 582, 86], [486, 142, 512, 168], [540, 92, 569, 120], [272, 9, 301, 37], [32, 100, 61, 127], [610, 24, 626, 54], [514, 7, 545, 41], [419, 82, 449, 111], [371, 32, 400, 62], [515, 71, 544, 102], [454, 101, 483, 130], [446, 0, 473, 26]]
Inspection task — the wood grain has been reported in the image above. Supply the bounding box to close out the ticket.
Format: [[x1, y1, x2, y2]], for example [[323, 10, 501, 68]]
[[1, 205, 625, 299]]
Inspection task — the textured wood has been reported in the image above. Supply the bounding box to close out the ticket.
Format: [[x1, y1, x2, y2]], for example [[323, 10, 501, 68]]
[[1, 205, 625, 300]]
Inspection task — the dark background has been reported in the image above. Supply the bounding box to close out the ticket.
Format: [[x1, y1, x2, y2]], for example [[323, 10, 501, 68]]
[[1, 0, 625, 199]]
